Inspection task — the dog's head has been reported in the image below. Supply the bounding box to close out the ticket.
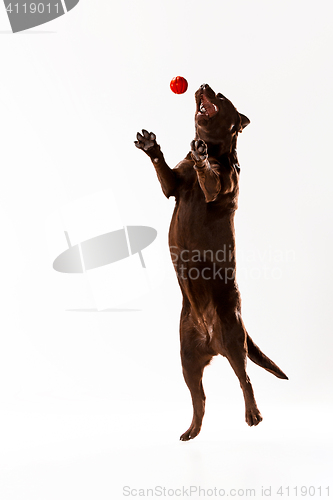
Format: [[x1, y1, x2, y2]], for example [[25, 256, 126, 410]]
[[195, 84, 250, 157]]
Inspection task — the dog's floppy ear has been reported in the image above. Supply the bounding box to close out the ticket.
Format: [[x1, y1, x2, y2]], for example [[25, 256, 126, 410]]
[[239, 113, 250, 131]]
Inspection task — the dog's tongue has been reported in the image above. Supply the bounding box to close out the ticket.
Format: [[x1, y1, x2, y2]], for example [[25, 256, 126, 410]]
[[201, 94, 218, 117]]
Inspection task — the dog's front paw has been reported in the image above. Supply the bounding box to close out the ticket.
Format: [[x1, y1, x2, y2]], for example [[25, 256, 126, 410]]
[[135, 130, 157, 152], [191, 139, 208, 163]]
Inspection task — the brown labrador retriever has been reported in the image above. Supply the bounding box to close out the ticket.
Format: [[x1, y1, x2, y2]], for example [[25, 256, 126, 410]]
[[135, 83, 288, 441]]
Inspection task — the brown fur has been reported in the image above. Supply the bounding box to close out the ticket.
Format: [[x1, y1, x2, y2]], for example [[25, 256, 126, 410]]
[[135, 84, 288, 441]]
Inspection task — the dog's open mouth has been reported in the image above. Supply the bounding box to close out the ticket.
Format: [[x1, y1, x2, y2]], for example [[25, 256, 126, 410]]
[[198, 94, 218, 118]]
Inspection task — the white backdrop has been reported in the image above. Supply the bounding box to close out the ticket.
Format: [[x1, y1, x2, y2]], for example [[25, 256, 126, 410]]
[[0, 1, 332, 498]]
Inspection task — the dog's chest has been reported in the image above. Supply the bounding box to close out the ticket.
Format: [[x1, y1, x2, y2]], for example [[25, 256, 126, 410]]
[[173, 158, 238, 214]]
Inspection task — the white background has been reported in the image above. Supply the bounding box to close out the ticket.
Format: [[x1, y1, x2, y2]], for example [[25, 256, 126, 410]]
[[0, 0, 332, 498]]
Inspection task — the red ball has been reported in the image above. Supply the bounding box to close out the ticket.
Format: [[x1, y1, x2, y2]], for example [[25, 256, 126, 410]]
[[170, 76, 188, 94]]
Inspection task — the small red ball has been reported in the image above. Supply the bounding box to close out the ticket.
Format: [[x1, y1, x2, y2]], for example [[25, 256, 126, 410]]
[[170, 76, 188, 94]]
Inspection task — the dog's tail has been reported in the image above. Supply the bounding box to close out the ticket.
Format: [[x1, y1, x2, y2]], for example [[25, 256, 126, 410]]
[[246, 333, 288, 380]]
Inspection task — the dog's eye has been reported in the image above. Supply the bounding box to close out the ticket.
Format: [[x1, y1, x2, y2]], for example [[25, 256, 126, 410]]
[[217, 93, 225, 99]]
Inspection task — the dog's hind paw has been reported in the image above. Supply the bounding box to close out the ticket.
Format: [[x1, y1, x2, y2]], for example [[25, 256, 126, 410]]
[[190, 139, 208, 163], [246, 408, 263, 427], [135, 130, 157, 152], [180, 424, 201, 441]]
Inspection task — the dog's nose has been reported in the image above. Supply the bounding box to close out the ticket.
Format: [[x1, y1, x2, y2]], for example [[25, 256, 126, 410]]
[[200, 84, 208, 90]]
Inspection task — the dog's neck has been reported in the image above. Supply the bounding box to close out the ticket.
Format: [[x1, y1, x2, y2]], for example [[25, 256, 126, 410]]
[[205, 141, 227, 158], [195, 138, 240, 171]]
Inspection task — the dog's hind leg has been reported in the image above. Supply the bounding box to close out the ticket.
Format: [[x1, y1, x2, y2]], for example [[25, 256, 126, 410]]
[[180, 346, 212, 441], [179, 306, 213, 441], [223, 316, 263, 427]]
